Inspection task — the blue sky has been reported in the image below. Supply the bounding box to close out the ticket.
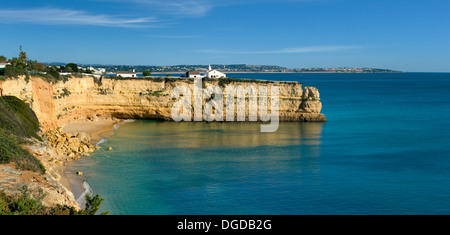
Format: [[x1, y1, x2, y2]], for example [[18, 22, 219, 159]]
[[0, 0, 449, 72]]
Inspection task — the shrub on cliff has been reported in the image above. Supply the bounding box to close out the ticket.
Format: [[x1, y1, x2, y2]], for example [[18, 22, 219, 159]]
[[106, 75, 183, 83], [0, 130, 45, 173], [0, 96, 45, 173], [0, 96, 41, 141], [0, 186, 109, 215], [0, 130, 16, 163], [150, 77, 165, 82], [0, 187, 49, 215], [65, 63, 79, 73], [42, 70, 70, 84], [3, 66, 29, 79]]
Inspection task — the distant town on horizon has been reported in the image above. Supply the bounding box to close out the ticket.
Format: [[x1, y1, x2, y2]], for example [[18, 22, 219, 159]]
[[42, 63, 403, 74]]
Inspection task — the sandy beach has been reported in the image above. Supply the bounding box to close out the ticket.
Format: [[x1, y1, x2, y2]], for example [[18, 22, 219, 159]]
[[57, 118, 125, 205], [62, 118, 121, 146]]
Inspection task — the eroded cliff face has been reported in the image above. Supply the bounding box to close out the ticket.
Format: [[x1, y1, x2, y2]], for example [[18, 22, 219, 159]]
[[0, 76, 326, 132]]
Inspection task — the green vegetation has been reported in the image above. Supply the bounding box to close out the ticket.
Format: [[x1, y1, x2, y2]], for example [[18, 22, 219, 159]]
[[41, 69, 66, 84], [0, 186, 109, 215], [213, 77, 274, 87], [217, 78, 232, 87], [142, 71, 151, 76], [61, 88, 71, 98], [0, 47, 94, 84], [52, 88, 72, 99], [0, 96, 44, 173], [63, 63, 79, 73], [0, 129, 44, 173], [93, 76, 103, 86], [81, 194, 109, 215], [0, 96, 41, 141], [2, 47, 29, 79], [98, 88, 113, 95], [139, 90, 168, 97], [2, 66, 29, 80], [109, 75, 182, 83]]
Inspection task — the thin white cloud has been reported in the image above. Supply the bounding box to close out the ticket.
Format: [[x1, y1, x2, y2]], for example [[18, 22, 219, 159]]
[[167, 0, 212, 16], [195, 46, 363, 54], [97, 0, 316, 17], [0, 8, 162, 28], [103, 0, 213, 16]]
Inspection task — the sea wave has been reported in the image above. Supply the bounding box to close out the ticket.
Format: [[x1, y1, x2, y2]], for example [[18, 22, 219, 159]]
[[76, 180, 94, 207], [96, 138, 108, 146], [113, 119, 135, 130]]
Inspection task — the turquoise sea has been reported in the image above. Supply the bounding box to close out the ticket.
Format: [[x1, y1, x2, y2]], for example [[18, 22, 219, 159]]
[[71, 73, 450, 215]]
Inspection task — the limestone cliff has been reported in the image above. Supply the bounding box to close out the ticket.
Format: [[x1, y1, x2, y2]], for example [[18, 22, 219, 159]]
[[0, 76, 326, 131]]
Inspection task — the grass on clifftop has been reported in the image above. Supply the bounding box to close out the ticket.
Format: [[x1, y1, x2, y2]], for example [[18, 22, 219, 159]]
[[0, 96, 45, 173]]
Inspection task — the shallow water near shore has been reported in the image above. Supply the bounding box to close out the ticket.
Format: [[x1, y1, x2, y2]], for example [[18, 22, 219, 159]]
[[72, 72, 450, 214]]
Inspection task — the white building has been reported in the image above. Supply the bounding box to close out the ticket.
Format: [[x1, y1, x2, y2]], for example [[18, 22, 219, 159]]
[[0, 62, 10, 70], [117, 69, 140, 78], [87, 66, 106, 74], [186, 71, 203, 78], [96, 68, 106, 74], [206, 65, 226, 78]]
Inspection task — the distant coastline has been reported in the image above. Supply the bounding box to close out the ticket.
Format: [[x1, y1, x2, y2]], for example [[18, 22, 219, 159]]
[[150, 71, 405, 74], [42, 63, 403, 74]]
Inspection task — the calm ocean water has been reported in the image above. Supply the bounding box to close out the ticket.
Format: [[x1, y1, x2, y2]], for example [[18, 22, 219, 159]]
[[72, 73, 450, 215]]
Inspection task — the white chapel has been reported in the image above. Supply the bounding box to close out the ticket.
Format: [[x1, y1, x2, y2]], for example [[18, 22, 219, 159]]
[[206, 65, 226, 79]]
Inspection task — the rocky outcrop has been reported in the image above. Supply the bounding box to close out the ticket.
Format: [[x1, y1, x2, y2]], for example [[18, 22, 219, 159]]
[[0, 76, 326, 132], [0, 164, 80, 209], [45, 127, 97, 159], [299, 87, 323, 120]]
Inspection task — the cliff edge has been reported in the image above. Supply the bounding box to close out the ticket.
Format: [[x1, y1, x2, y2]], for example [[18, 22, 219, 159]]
[[0, 76, 326, 132]]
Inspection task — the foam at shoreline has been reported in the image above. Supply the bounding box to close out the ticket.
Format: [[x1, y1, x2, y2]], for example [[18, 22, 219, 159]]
[[96, 138, 108, 147], [75, 181, 93, 207]]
